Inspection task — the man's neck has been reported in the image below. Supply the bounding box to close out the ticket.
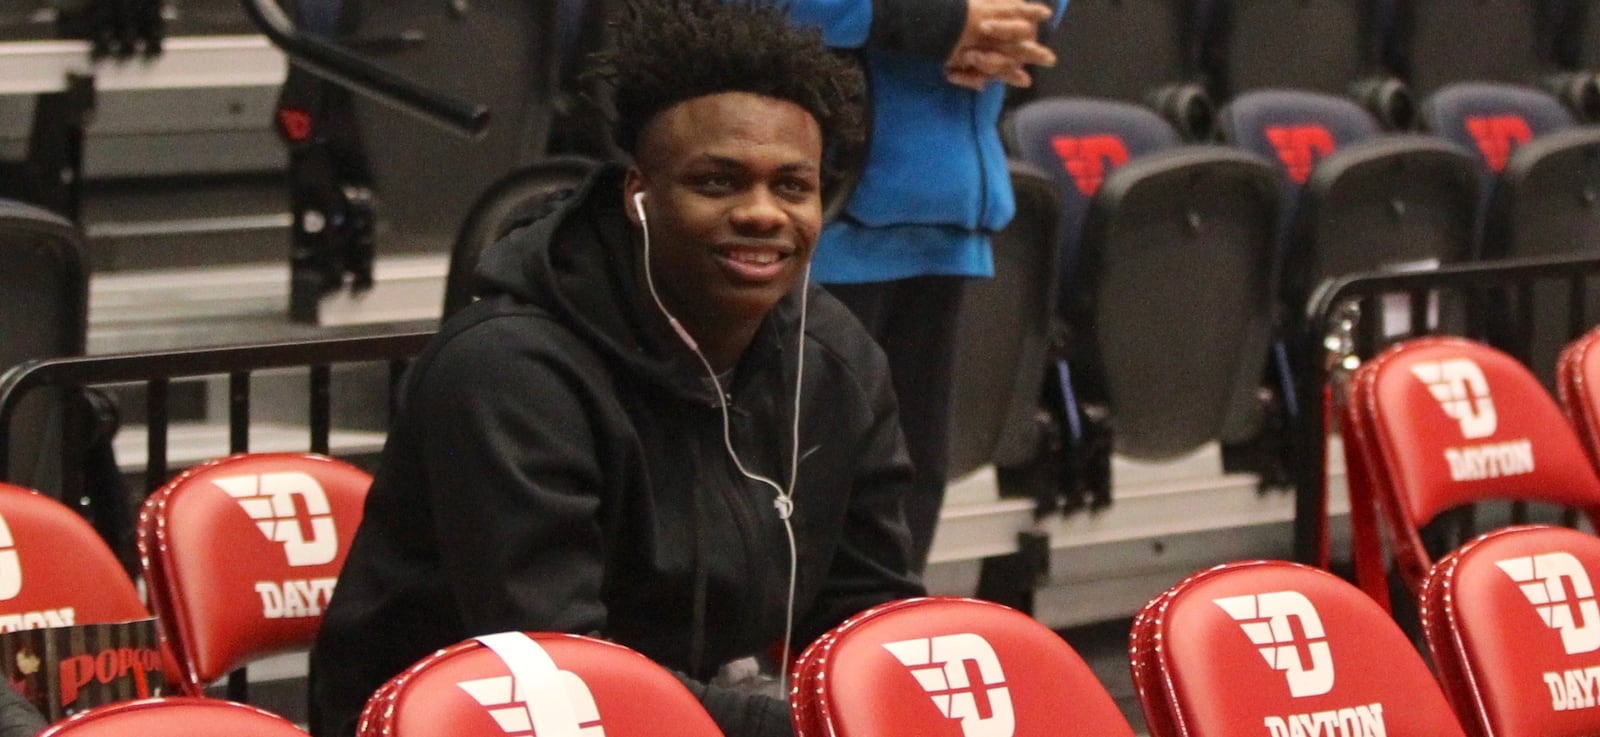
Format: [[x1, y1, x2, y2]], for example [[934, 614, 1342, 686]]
[[679, 313, 759, 375]]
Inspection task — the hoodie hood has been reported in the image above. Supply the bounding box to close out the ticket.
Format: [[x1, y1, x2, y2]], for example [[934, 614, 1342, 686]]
[[472, 163, 799, 401]]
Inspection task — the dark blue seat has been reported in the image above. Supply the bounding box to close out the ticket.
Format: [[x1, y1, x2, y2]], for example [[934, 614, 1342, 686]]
[[1219, 89, 1385, 192], [1217, 89, 1480, 483], [1220, 89, 1479, 327], [1421, 81, 1600, 388], [1214, 90, 1384, 451], [1076, 146, 1281, 463], [1006, 97, 1281, 509], [1421, 81, 1579, 176], [1006, 97, 1184, 312]]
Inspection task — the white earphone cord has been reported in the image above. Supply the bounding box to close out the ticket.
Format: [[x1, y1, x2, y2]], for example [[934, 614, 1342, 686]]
[[636, 193, 806, 692]]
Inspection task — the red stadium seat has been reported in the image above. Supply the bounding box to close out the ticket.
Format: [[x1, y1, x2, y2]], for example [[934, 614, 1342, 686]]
[[0, 481, 146, 629], [38, 696, 307, 736], [1340, 337, 1600, 609], [1420, 524, 1600, 737], [1559, 326, 1600, 471], [788, 597, 930, 737], [1131, 559, 1468, 737], [790, 596, 1135, 737], [137, 452, 371, 695], [357, 631, 723, 737]]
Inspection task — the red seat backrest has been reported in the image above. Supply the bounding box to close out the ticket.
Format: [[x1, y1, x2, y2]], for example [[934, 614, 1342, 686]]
[[1342, 337, 1600, 603], [359, 631, 723, 737], [1134, 560, 1468, 737], [38, 696, 307, 736], [789, 597, 929, 737], [1558, 326, 1600, 472], [1421, 524, 1600, 737], [794, 596, 1135, 737], [0, 482, 146, 629], [137, 452, 371, 694], [1128, 587, 1178, 737]]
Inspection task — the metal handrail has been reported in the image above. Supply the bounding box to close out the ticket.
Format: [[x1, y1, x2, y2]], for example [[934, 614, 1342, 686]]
[[1290, 252, 1600, 565], [0, 331, 434, 494], [238, 0, 488, 137]]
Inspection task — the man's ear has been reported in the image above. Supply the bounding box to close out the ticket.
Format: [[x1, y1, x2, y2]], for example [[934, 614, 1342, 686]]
[[623, 166, 647, 228]]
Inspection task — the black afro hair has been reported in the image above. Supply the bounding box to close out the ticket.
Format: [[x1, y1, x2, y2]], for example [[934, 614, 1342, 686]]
[[583, 0, 867, 165]]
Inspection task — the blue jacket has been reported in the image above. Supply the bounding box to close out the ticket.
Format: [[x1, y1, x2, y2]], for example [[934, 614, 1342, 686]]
[[783, 0, 1069, 282]]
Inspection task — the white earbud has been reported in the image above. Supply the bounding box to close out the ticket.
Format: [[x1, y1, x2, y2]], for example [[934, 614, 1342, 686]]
[[632, 176, 807, 692]]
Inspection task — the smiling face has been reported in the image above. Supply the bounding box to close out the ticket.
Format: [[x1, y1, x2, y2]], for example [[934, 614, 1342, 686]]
[[624, 92, 824, 352]]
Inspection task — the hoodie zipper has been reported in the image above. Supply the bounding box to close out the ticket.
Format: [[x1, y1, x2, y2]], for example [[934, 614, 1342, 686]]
[[700, 398, 775, 670]]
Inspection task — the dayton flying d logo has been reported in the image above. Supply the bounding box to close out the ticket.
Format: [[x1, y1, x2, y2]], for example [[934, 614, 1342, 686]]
[[1214, 591, 1335, 697], [1051, 134, 1129, 196], [1264, 124, 1335, 183], [1410, 357, 1537, 482], [1410, 358, 1497, 439], [883, 633, 1016, 737], [214, 471, 338, 566], [0, 513, 20, 601], [459, 633, 605, 737], [1497, 552, 1600, 655]]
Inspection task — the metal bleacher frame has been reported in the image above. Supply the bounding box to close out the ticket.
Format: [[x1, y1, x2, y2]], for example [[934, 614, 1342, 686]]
[[0, 331, 430, 513], [1289, 251, 1600, 570]]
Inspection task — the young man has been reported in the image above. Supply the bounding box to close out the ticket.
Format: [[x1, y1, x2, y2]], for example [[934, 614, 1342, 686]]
[[307, 2, 923, 736]]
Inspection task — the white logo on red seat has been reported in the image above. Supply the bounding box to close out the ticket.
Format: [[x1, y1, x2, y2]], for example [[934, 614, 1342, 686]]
[[1411, 359, 1498, 439], [213, 472, 338, 567], [1215, 591, 1335, 697], [457, 672, 604, 737], [1497, 552, 1600, 655], [459, 633, 604, 737], [882, 633, 1015, 737], [0, 513, 21, 601]]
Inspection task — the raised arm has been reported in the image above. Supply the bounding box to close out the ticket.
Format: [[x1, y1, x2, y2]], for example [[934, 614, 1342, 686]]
[[778, 0, 1065, 89]]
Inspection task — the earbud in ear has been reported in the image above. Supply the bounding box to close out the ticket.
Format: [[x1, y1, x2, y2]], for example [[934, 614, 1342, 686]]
[[632, 192, 648, 223]]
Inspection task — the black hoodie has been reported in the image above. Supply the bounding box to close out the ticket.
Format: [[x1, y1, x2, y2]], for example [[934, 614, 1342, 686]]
[[309, 165, 924, 737]]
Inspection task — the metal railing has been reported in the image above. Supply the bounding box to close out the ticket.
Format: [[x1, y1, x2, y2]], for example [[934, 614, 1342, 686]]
[[239, 0, 488, 137], [0, 331, 434, 536]]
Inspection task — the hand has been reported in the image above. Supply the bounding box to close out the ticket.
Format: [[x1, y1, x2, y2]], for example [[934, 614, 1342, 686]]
[[945, 0, 1057, 90]]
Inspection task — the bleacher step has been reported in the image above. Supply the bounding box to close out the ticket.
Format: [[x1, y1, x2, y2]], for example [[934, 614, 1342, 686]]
[[87, 254, 447, 353], [113, 421, 386, 477]]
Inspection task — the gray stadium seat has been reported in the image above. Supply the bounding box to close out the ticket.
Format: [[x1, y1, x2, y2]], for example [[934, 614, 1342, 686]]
[[0, 197, 126, 570], [947, 162, 1061, 480], [0, 197, 87, 497]]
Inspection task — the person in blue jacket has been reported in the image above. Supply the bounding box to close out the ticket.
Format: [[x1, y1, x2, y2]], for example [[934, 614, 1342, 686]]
[[779, 0, 1067, 569]]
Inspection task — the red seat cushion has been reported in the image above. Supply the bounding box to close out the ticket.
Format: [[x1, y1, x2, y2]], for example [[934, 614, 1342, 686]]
[[1423, 525, 1600, 737], [0, 482, 146, 628], [801, 596, 1135, 737], [362, 632, 722, 737], [1143, 560, 1467, 737], [39, 696, 306, 737]]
